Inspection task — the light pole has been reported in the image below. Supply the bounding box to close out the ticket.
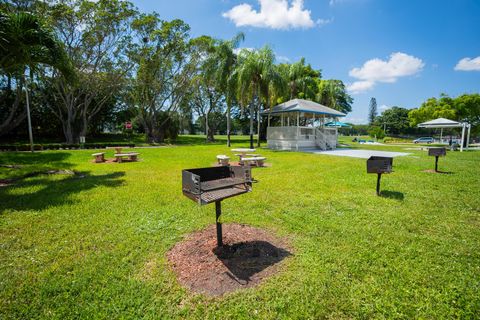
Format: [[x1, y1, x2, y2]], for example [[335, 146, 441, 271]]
[[24, 84, 34, 153]]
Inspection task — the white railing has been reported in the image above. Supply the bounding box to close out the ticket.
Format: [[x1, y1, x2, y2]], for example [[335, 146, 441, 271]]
[[267, 126, 337, 150]]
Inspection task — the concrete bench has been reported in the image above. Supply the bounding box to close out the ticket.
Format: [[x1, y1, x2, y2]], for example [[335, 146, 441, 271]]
[[240, 156, 266, 167], [216, 155, 230, 166], [92, 152, 105, 163], [114, 152, 139, 163]]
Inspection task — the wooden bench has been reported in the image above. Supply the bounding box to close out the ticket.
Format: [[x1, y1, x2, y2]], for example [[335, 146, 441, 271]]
[[216, 155, 230, 166], [92, 152, 106, 163], [240, 156, 266, 167], [114, 152, 139, 163]]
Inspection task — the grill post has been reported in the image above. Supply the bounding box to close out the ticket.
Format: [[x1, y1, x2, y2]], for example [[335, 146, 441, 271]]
[[376, 173, 382, 196], [215, 201, 223, 247], [435, 156, 439, 172]]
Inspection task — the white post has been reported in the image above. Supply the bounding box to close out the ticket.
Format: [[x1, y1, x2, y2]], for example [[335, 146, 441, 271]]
[[281, 113, 284, 126], [287, 116, 290, 126], [440, 128, 443, 144], [466, 124, 471, 150], [312, 113, 315, 127], [460, 123, 466, 152]]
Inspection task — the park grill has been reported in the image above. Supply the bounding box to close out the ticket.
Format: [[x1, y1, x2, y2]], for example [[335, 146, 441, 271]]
[[182, 166, 252, 247], [366, 156, 393, 195], [428, 147, 446, 172]]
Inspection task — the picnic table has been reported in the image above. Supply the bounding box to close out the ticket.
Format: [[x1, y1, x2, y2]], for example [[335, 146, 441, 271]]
[[114, 152, 139, 163], [231, 148, 256, 161], [91, 152, 105, 163]]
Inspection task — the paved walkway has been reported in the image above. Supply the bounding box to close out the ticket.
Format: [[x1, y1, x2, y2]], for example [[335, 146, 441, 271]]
[[301, 148, 411, 159]]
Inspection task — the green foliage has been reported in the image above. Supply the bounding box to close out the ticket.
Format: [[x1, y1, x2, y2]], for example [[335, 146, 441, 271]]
[[375, 106, 411, 135], [368, 126, 385, 140], [408, 94, 457, 127]]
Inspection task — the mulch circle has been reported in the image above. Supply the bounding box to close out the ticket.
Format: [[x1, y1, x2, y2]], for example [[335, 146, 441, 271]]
[[167, 223, 291, 296]]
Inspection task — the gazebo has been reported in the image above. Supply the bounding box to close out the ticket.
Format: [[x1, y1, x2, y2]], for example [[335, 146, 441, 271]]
[[418, 117, 471, 152], [261, 99, 346, 151]]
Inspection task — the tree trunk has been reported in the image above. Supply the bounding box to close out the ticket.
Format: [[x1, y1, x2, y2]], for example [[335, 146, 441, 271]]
[[249, 103, 254, 149], [257, 107, 261, 147], [0, 85, 27, 136], [226, 104, 231, 147]]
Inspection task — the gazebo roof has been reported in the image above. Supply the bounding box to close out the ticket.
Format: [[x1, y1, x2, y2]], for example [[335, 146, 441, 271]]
[[261, 99, 346, 117], [418, 118, 463, 128]]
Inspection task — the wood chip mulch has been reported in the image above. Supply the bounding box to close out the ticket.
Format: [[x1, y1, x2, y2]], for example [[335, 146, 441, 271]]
[[167, 223, 291, 296]]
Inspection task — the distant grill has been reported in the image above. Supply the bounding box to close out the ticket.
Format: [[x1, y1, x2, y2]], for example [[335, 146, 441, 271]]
[[182, 166, 252, 247], [428, 147, 446, 157], [367, 156, 393, 174], [366, 156, 393, 195], [428, 147, 446, 172]]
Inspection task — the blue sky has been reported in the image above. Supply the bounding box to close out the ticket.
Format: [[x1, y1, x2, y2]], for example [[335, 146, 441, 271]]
[[132, 0, 480, 124]]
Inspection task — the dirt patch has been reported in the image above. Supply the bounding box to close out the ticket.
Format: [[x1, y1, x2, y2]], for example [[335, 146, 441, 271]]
[[167, 223, 291, 296], [422, 169, 453, 174]]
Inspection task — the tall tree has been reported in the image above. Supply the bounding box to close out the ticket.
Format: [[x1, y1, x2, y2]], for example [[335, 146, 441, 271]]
[[368, 97, 377, 125], [44, 0, 136, 143], [316, 79, 352, 113], [213, 33, 244, 147], [375, 106, 410, 134], [235, 46, 277, 148], [0, 10, 73, 150], [188, 36, 224, 142], [129, 15, 196, 143]]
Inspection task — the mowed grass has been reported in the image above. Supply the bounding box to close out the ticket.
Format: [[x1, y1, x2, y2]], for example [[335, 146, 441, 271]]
[[1, 139, 479, 319]]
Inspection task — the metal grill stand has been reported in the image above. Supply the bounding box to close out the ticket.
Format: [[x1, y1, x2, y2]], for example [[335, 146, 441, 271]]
[[182, 166, 252, 248], [428, 148, 446, 172], [366, 156, 393, 196], [376, 173, 382, 196], [215, 201, 223, 247]]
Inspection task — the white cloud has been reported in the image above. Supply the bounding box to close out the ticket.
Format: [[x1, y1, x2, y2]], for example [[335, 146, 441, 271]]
[[346, 80, 375, 94], [379, 104, 391, 112], [343, 116, 367, 125], [233, 47, 255, 55], [454, 56, 480, 71], [222, 0, 316, 30], [277, 55, 291, 63], [347, 52, 424, 94], [317, 17, 333, 26]]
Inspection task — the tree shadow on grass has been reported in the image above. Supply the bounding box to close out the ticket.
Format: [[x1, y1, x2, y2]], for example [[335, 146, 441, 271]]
[[0, 171, 125, 212], [0, 151, 71, 165], [380, 190, 404, 201], [213, 240, 291, 284]]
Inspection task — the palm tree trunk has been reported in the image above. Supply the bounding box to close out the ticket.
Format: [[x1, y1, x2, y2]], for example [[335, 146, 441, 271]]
[[249, 103, 254, 149], [226, 104, 231, 147], [257, 106, 261, 147]]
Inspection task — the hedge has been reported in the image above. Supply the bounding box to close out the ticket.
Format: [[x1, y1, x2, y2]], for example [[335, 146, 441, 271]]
[[0, 142, 135, 152]]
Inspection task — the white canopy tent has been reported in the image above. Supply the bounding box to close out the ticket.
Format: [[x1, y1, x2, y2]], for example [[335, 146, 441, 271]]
[[417, 118, 471, 152]]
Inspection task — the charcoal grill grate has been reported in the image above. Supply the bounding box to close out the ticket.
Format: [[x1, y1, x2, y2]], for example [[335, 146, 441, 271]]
[[182, 166, 253, 247]]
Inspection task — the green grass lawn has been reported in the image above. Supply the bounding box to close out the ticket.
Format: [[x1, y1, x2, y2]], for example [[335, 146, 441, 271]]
[[1, 139, 479, 319]]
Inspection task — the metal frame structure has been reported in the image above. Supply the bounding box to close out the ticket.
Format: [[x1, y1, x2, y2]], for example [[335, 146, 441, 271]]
[[418, 118, 471, 152]]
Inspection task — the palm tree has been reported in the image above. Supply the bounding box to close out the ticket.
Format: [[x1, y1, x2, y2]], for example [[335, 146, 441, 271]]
[[0, 11, 73, 151], [235, 46, 277, 148], [213, 32, 244, 147], [283, 58, 318, 100]]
